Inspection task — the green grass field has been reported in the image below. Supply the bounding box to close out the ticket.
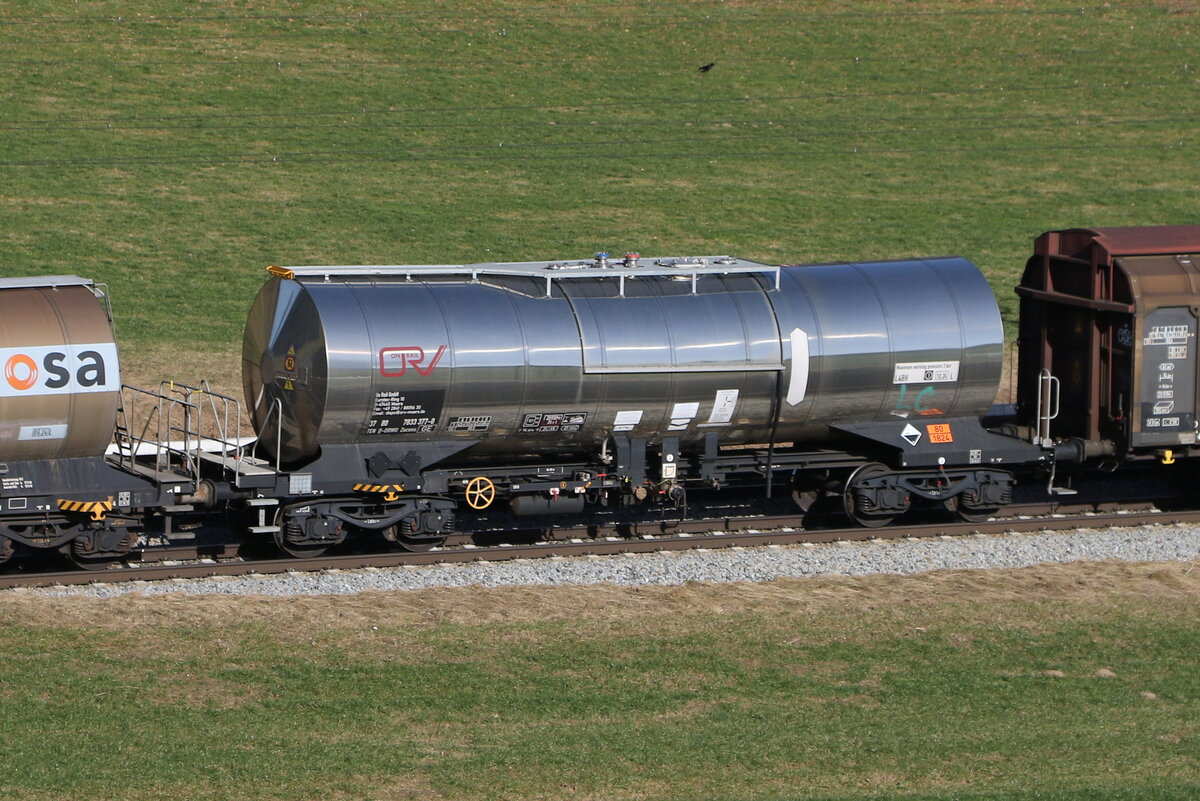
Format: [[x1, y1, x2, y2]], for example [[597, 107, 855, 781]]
[[2, 563, 1198, 801], [3, 3, 1200, 798], [2, 0, 1199, 386]]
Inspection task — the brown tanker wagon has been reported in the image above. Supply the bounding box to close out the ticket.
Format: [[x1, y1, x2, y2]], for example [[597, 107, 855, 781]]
[[0, 276, 185, 567], [0, 276, 121, 461]]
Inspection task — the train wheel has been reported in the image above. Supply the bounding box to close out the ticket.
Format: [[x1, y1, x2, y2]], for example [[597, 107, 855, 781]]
[[68, 525, 134, 571], [273, 526, 330, 558], [273, 509, 340, 558], [959, 504, 999, 524], [384, 525, 446, 553], [68, 551, 125, 571], [0, 535, 13, 566], [942, 494, 998, 523], [843, 462, 904, 528]]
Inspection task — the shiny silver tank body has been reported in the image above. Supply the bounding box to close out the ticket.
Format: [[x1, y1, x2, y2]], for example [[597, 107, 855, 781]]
[[0, 276, 121, 461], [243, 256, 1002, 467]]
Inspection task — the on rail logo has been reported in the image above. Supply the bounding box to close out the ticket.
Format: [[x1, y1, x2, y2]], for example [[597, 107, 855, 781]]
[[0, 343, 118, 397], [379, 345, 447, 377], [4, 353, 39, 391]]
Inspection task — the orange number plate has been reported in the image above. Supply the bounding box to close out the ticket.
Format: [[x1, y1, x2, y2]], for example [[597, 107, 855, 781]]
[[926, 423, 953, 444]]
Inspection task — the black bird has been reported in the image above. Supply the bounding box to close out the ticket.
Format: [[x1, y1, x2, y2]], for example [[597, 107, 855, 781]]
[[699, 62, 715, 73]]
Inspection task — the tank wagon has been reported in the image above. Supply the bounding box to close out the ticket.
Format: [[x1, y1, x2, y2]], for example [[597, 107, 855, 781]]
[[4, 225, 1200, 568], [244, 253, 1043, 553], [0, 277, 195, 566]]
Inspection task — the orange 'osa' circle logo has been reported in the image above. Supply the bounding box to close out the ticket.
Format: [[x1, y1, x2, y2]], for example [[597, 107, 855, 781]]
[[5, 354, 38, 391]]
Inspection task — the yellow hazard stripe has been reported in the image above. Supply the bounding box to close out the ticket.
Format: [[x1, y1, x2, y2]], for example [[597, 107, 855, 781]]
[[57, 499, 114, 514], [352, 483, 404, 494]]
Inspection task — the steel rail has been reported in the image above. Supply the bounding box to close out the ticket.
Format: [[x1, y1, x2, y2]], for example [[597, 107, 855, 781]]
[[3, 502, 1197, 590]]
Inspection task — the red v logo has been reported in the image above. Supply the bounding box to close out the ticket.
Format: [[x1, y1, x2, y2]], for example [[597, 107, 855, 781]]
[[379, 345, 447, 377]]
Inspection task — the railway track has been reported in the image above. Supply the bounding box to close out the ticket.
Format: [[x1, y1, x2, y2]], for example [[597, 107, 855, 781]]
[[3, 501, 1196, 590]]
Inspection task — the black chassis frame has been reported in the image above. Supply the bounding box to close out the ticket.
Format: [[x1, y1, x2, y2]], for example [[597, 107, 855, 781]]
[[243, 416, 1053, 539], [0, 454, 193, 551]]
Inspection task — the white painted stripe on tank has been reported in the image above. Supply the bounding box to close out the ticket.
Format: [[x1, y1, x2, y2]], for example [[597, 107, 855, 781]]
[[786, 327, 809, 406]]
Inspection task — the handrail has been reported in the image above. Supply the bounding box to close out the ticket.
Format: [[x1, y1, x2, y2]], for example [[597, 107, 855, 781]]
[[1034, 369, 1060, 446], [253, 395, 284, 470], [114, 384, 200, 482], [115, 379, 280, 487], [160, 380, 261, 485], [275, 397, 282, 470], [276, 257, 783, 297]]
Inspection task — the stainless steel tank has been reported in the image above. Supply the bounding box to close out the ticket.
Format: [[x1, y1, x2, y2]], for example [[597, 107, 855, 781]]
[[0, 276, 121, 461], [243, 255, 1002, 466]]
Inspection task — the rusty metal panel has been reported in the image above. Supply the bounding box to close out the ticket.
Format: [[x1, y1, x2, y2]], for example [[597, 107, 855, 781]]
[[1083, 226, 1200, 258], [1117, 254, 1200, 309], [1019, 225, 1200, 450], [1035, 226, 1200, 263]]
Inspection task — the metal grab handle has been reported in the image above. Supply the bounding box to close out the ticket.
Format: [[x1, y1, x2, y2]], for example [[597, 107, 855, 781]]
[[1034, 368, 1060, 446]]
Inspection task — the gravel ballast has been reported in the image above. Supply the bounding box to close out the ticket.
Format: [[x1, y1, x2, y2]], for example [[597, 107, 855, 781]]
[[13, 524, 1200, 599]]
